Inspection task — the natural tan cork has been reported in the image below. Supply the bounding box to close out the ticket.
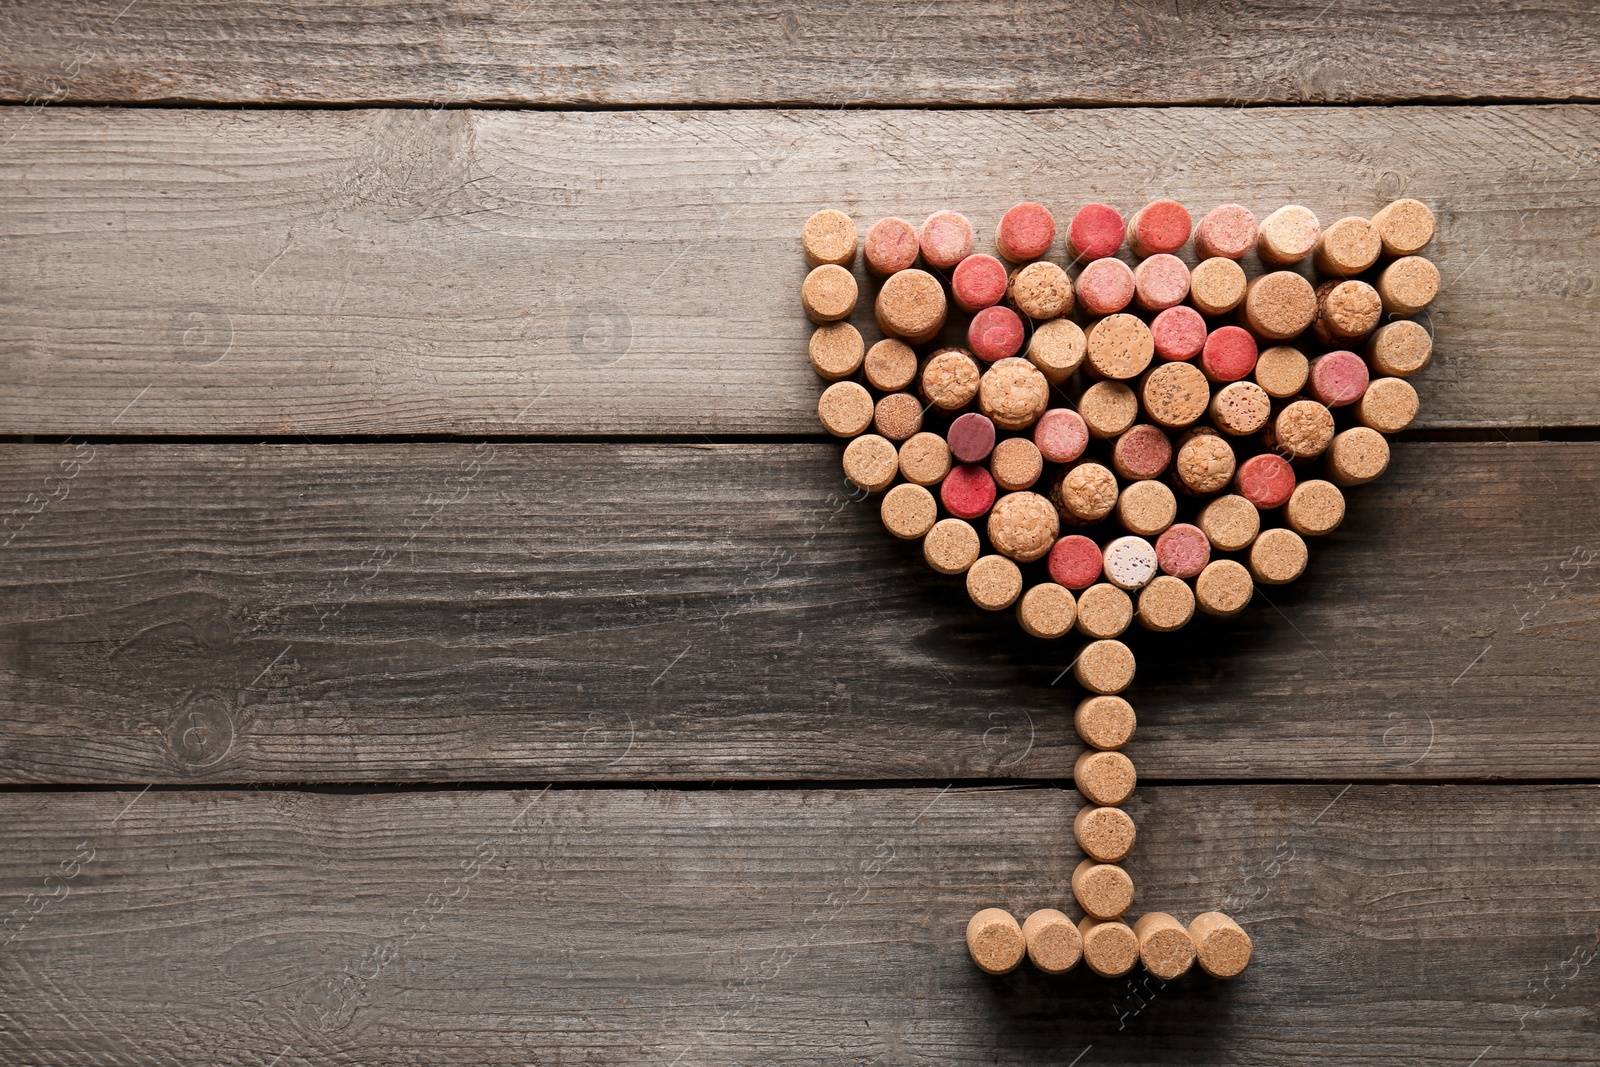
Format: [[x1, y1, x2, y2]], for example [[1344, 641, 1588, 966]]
[[1073, 859, 1135, 921], [1117, 479, 1177, 538], [1018, 582, 1077, 639], [1312, 279, 1383, 345], [863, 338, 918, 392], [1142, 360, 1210, 431], [881, 482, 938, 540], [1022, 909, 1083, 975], [1075, 694, 1136, 750], [1189, 911, 1252, 978], [1358, 376, 1420, 434], [991, 437, 1044, 492], [1008, 261, 1074, 320], [1079, 917, 1139, 978], [1248, 526, 1308, 585], [1051, 461, 1120, 525], [924, 517, 980, 575], [842, 434, 899, 493], [979, 358, 1050, 431], [1134, 913, 1197, 981], [1313, 216, 1382, 277], [1269, 399, 1336, 460], [1377, 255, 1441, 316], [1195, 558, 1253, 616], [1366, 319, 1432, 378], [1075, 639, 1136, 695], [1209, 381, 1271, 436], [817, 380, 874, 437], [1242, 271, 1317, 341], [802, 209, 858, 268], [801, 264, 858, 324], [967, 908, 1027, 975], [1076, 582, 1133, 639], [808, 322, 865, 381], [988, 491, 1060, 563], [1254, 345, 1309, 399], [1256, 205, 1320, 265], [1285, 479, 1346, 537], [1173, 429, 1236, 496], [1074, 804, 1137, 863], [1198, 494, 1260, 552], [1327, 426, 1391, 486], [1138, 574, 1195, 633], [1085, 313, 1155, 381], [1371, 198, 1435, 257], [873, 392, 922, 441], [899, 431, 952, 487], [876, 268, 947, 342], [1189, 256, 1248, 315], [968, 553, 1024, 611], [919, 348, 981, 411], [1026, 318, 1086, 384], [1079, 382, 1139, 439], [1075, 748, 1136, 806]]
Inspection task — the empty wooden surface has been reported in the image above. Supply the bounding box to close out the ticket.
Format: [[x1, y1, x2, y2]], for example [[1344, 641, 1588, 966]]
[[1, 106, 1597, 435]]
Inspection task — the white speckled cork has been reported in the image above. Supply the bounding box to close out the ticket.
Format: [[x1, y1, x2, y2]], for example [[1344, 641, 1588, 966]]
[[1195, 558, 1253, 616], [1256, 205, 1320, 265], [1103, 536, 1159, 591], [817, 381, 874, 437], [801, 263, 858, 324], [1079, 917, 1139, 978], [1074, 639, 1136, 696], [881, 483, 938, 540], [1075, 748, 1136, 806], [924, 517, 980, 575], [968, 554, 1024, 611], [1075, 694, 1136, 750], [1134, 913, 1197, 980], [1371, 198, 1435, 257], [802, 209, 858, 268], [1366, 319, 1432, 378], [1022, 909, 1083, 975], [842, 434, 899, 493], [1189, 911, 1253, 978], [1017, 582, 1077, 639], [1073, 858, 1134, 921], [1074, 804, 1137, 863], [966, 908, 1026, 975]]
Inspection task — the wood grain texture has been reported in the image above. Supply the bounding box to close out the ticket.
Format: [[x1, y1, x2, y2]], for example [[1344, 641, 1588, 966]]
[[2, 1, 1597, 108], [2, 440, 1596, 784], [1, 106, 1596, 435], [1, 785, 1596, 1064]]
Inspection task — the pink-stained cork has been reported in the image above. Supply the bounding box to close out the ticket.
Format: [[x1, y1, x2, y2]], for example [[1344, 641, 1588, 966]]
[[1034, 407, 1090, 464], [1151, 306, 1207, 362], [941, 463, 998, 520], [1200, 325, 1259, 383], [1308, 350, 1371, 407], [1048, 534, 1105, 590], [1076, 257, 1136, 316], [996, 202, 1057, 262], [1127, 199, 1192, 257], [864, 216, 919, 276], [1156, 522, 1211, 578], [1112, 424, 1174, 481], [951, 253, 1009, 312], [1236, 453, 1296, 510], [1067, 203, 1125, 261], [918, 211, 974, 269], [1193, 204, 1258, 260], [1133, 253, 1191, 312], [947, 412, 998, 464], [969, 305, 1026, 362]]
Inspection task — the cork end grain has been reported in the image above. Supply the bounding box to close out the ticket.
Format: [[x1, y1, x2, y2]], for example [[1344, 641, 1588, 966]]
[[1313, 215, 1382, 277], [802, 208, 858, 268], [1195, 558, 1254, 617], [873, 391, 923, 441], [801, 263, 858, 324], [1254, 345, 1309, 399], [1022, 909, 1082, 975], [1194, 203, 1258, 260], [899, 431, 952, 487], [1113, 423, 1174, 481], [1077, 257, 1136, 316], [1209, 380, 1271, 436], [969, 305, 1026, 363], [1271, 399, 1336, 460], [1358, 376, 1420, 434], [1079, 917, 1139, 978], [987, 491, 1060, 563], [881, 483, 938, 540], [1189, 911, 1253, 978], [967, 908, 1026, 975], [1173, 430, 1237, 496], [1138, 574, 1195, 632], [1128, 199, 1192, 257], [920, 347, 981, 411], [1008, 260, 1074, 320], [1073, 858, 1135, 921], [1068, 203, 1125, 261], [1074, 694, 1136, 750], [951, 253, 1009, 313], [1156, 522, 1211, 579], [1377, 255, 1441, 316], [1285, 479, 1346, 537], [1074, 804, 1137, 863], [1257, 204, 1320, 265], [919, 210, 974, 270], [1327, 426, 1391, 486], [1151, 305, 1208, 362], [1249, 526, 1309, 585], [1312, 279, 1383, 345], [808, 322, 865, 381], [1189, 256, 1248, 315], [1074, 638, 1137, 695], [1117, 480, 1177, 538], [1366, 319, 1432, 378], [1236, 453, 1296, 510], [996, 201, 1057, 263], [1079, 381, 1139, 440], [1198, 494, 1260, 553], [1134, 253, 1191, 312], [1075, 582, 1133, 639], [864, 216, 919, 276], [942, 462, 998, 520], [1027, 319, 1087, 384], [877, 268, 948, 343], [1309, 350, 1371, 408], [1143, 360, 1211, 432], [968, 553, 1024, 611], [1034, 407, 1089, 464], [1243, 271, 1317, 341], [1201, 325, 1259, 384], [924, 518, 981, 575], [864, 338, 918, 392], [817, 380, 874, 437], [1085, 313, 1155, 380], [1051, 461, 1119, 525], [1017, 582, 1076, 639], [1049, 534, 1105, 591], [979, 357, 1049, 431], [991, 436, 1044, 491], [1103, 536, 1159, 592], [842, 434, 899, 493], [1074, 748, 1137, 806], [1372, 198, 1435, 257], [1134, 913, 1197, 980]]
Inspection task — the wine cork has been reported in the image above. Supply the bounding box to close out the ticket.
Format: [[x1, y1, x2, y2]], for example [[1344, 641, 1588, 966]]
[[969, 305, 1026, 363], [1188, 911, 1252, 978], [1357, 376, 1419, 433], [991, 436, 1044, 491], [1189, 256, 1248, 316], [1155, 522, 1211, 578], [1256, 205, 1320, 265], [1074, 747, 1136, 805], [1017, 582, 1076, 639], [996, 201, 1057, 263], [951, 253, 1009, 313], [1377, 255, 1441, 315], [1269, 398, 1336, 460], [1075, 582, 1132, 639], [1112, 424, 1174, 481], [1103, 536, 1158, 591], [1150, 305, 1207, 362], [1308, 350, 1370, 408], [979, 357, 1050, 431], [881, 482, 938, 540], [842, 434, 899, 493], [948, 412, 997, 464], [1138, 574, 1195, 632], [1209, 380, 1271, 437], [808, 322, 865, 381], [817, 380, 874, 437], [1067, 203, 1126, 261], [864, 216, 919, 276], [1195, 558, 1253, 616], [1022, 908, 1083, 975], [1008, 260, 1074, 320], [968, 553, 1023, 611], [1326, 426, 1391, 486], [1073, 858, 1134, 921], [1133, 253, 1191, 312], [1085, 314, 1155, 381], [1050, 461, 1119, 525], [919, 347, 980, 411], [1117, 480, 1177, 538], [1249, 526, 1308, 585], [1074, 695, 1136, 750], [1127, 199, 1192, 257], [1200, 324, 1259, 383], [1079, 917, 1139, 978], [873, 391, 923, 441], [1076, 257, 1136, 316], [924, 517, 980, 575], [1075, 638, 1136, 695], [1141, 361, 1210, 431], [1243, 271, 1317, 341], [1197, 494, 1259, 552], [1366, 319, 1432, 378], [1134, 913, 1197, 981], [988, 491, 1060, 563], [1034, 407, 1089, 463], [1314, 216, 1382, 277], [1026, 319, 1086, 384], [877, 268, 947, 343], [918, 210, 973, 270], [1371, 198, 1435, 257], [864, 338, 918, 392], [1193, 203, 1258, 260], [1254, 345, 1309, 398], [1312, 279, 1383, 345], [899, 431, 952, 487], [941, 462, 998, 520], [1284, 478, 1345, 536], [1048, 534, 1105, 591], [801, 264, 857, 324], [1173, 428, 1236, 496], [966, 908, 1026, 975], [1235, 453, 1296, 510], [801, 209, 858, 268], [1079, 382, 1138, 439], [1074, 804, 1137, 863]]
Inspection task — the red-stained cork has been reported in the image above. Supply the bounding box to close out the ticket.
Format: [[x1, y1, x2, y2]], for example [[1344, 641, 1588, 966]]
[[951, 253, 1009, 313], [969, 305, 1026, 363], [1151, 306, 1207, 362], [1034, 407, 1090, 464], [1193, 204, 1258, 260], [864, 216, 919, 276], [948, 412, 997, 464], [1048, 534, 1105, 590], [1127, 199, 1192, 257], [1112, 423, 1174, 481], [1200, 325, 1259, 383], [1134, 253, 1191, 312], [1076, 257, 1136, 316], [918, 210, 974, 269], [1068, 203, 1126, 261], [941, 463, 998, 519], [1156, 522, 1211, 579], [1308, 350, 1370, 407], [1236, 453, 1296, 509], [996, 202, 1057, 262]]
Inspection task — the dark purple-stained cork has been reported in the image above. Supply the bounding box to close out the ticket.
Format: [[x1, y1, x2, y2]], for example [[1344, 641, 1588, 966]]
[[948, 412, 998, 464]]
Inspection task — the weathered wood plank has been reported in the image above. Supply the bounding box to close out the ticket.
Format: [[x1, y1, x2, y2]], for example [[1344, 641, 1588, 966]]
[[0, 106, 1596, 435], [2, 441, 1595, 784], [2, 2, 1597, 108], [1, 785, 1595, 1064]]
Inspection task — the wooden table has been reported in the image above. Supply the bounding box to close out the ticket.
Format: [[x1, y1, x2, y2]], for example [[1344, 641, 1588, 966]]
[[2, 4, 1598, 1063]]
